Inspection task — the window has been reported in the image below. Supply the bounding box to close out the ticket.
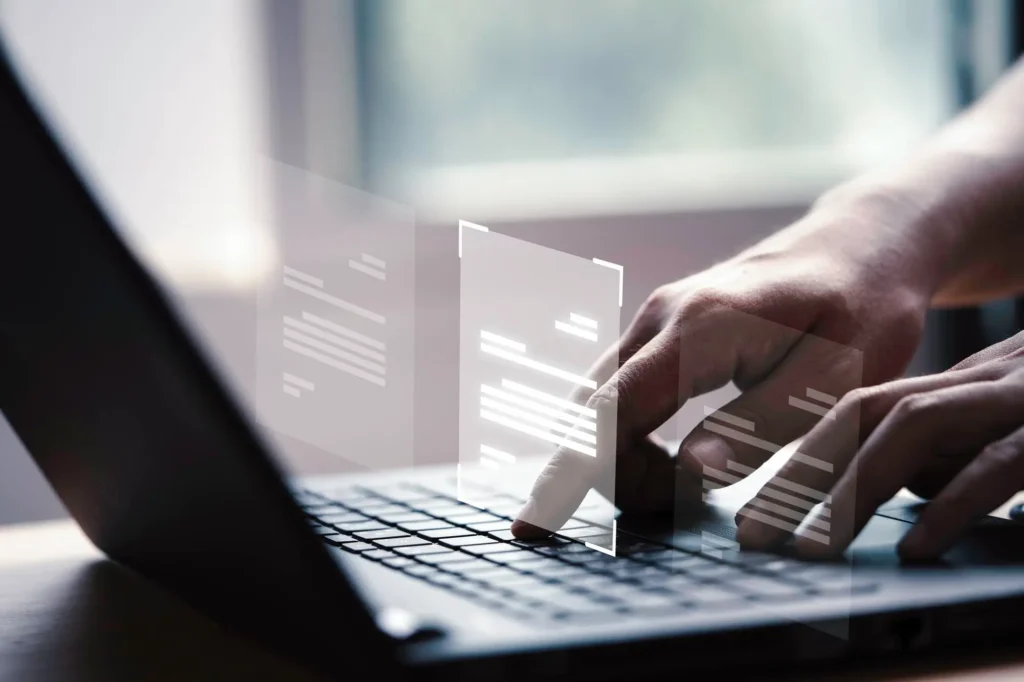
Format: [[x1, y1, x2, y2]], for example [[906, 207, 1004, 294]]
[[359, 0, 963, 218]]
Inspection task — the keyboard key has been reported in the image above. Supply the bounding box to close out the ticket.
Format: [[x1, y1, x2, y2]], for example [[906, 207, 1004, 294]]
[[441, 535, 500, 547], [798, 569, 879, 594], [558, 551, 612, 566], [425, 572, 463, 588], [813, 581, 879, 596], [607, 589, 680, 610], [450, 512, 502, 525], [360, 504, 409, 516], [375, 512, 434, 524], [536, 591, 610, 613], [415, 552, 483, 566], [683, 562, 748, 580], [481, 572, 550, 589], [678, 584, 745, 607], [566, 574, 622, 592], [481, 504, 521, 517], [376, 536, 431, 548], [556, 526, 612, 540], [336, 542, 375, 553], [461, 564, 523, 579], [301, 502, 341, 514], [533, 542, 591, 558], [503, 556, 562, 571], [394, 544, 458, 557], [420, 504, 478, 517], [554, 519, 590, 531], [615, 565, 674, 581], [420, 527, 474, 539], [461, 543, 523, 556], [414, 497, 469, 511], [486, 529, 519, 541], [650, 574, 716, 593], [354, 528, 410, 540], [528, 563, 592, 580], [321, 534, 351, 545], [617, 541, 663, 556], [756, 559, 809, 576], [382, 557, 416, 569], [311, 525, 339, 535], [403, 564, 441, 578], [335, 521, 388, 533], [489, 550, 555, 566], [729, 576, 807, 601], [398, 519, 453, 532], [468, 520, 511, 532], [363, 549, 398, 561], [443, 558, 504, 574], [316, 512, 368, 524]]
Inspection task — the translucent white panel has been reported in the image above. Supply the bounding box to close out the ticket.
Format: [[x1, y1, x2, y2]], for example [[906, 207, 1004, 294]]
[[255, 160, 415, 469], [459, 223, 621, 554], [675, 306, 864, 639]]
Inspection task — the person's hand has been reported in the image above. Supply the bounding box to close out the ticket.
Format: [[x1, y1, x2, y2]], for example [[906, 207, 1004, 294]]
[[511, 188, 946, 539], [735, 331, 1024, 560]]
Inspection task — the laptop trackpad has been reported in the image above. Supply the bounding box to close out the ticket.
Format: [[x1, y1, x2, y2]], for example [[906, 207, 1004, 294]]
[[655, 500, 1024, 567], [845, 503, 1024, 566]]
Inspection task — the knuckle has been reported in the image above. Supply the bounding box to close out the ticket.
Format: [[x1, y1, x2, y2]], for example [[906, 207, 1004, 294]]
[[677, 288, 735, 323], [890, 393, 940, 425], [589, 384, 619, 411], [638, 285, 675, 320], [838, 386, 885, 427], [837, 387, 868, 414]]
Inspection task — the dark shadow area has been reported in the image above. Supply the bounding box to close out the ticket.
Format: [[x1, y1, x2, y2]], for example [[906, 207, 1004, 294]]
[[0, 559, 323, 682]]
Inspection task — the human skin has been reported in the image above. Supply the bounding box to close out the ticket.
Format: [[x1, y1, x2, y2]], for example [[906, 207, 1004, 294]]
[[511, 58, 1024, 559]]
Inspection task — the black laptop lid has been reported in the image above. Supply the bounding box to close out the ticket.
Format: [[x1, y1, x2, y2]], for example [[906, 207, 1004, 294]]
[[0, 39, 392, 677]]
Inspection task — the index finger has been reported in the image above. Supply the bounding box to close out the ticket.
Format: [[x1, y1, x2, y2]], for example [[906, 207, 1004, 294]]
[[513, 319, 721, 538], [511, 324, 678, 539]]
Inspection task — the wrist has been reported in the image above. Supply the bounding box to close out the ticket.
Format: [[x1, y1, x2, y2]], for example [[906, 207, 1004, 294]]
[[811, 153, 980, 303]]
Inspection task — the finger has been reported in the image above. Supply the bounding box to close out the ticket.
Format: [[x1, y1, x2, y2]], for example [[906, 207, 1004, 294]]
[[517, 301, 733, 535], [514, 338, 660, 538], [684, 329, 861, 490], [795, 377, 1024, 558], [614, 434, 682, 513], [736, 365, 1001, 550], [511, 315, 663, 539], [511, 447, 600, 539], [899, 421, 1024, 560], [516, 295, 800, 537]]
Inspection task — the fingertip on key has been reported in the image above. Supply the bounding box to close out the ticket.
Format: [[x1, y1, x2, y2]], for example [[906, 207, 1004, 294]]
[[734, 517, 774, 550], [896, 526, 937, 562], [510, 518, 551, 540]]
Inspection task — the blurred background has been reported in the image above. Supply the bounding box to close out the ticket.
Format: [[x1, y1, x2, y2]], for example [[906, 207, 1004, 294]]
[[0, 0, 1020, 523]]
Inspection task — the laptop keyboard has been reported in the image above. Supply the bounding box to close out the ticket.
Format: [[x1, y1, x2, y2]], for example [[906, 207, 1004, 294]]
[[295, 483, 877, 623]]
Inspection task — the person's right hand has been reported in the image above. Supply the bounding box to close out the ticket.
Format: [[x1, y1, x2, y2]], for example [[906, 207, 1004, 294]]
[[511, 187, 944, 539]]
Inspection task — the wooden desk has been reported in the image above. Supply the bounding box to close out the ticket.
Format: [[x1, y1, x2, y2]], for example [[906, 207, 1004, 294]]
[[1, 521, 1022, 682]]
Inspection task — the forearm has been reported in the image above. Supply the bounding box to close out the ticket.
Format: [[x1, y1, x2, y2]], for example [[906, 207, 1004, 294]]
[[824, 58, 1024, 307]]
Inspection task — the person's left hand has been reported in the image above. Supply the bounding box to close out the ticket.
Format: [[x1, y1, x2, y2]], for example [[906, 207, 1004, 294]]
[[735, 330, 1024, 561]]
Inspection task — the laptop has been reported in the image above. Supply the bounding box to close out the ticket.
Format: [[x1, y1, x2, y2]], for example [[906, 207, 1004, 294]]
[[3, 38, 1024, 681]]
